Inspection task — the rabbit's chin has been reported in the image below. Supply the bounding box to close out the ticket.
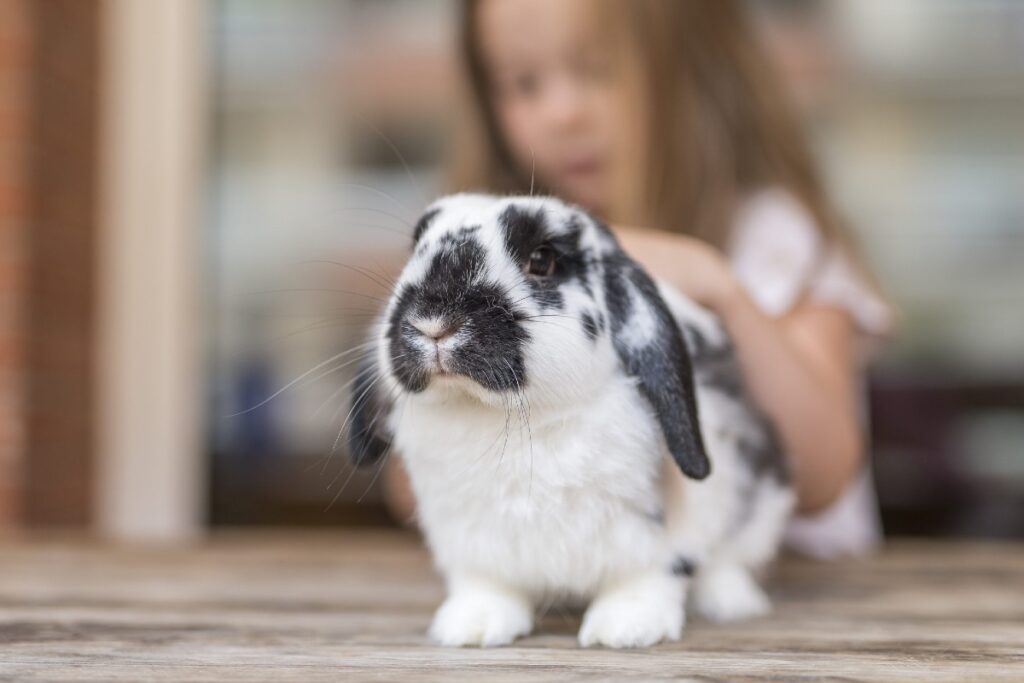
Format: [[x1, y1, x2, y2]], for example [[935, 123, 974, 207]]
[[417, 372, 512, 410]]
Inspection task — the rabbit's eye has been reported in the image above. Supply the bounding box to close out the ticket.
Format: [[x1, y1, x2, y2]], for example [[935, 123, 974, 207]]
[[527, 246, 556, 277]]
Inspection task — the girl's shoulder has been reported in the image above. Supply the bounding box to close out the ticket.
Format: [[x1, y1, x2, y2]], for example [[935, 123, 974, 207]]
[[728, 188, 894, 346], [728, 188, 823, 316]]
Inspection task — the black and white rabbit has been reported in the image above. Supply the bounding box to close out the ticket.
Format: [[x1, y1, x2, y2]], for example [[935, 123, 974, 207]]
[[349, 194, 794, 648]]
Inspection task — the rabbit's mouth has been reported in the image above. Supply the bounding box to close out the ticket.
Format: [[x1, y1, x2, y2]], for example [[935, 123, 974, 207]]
[[386, 288, 530, 395], [405, 318, 464, 378], [386, 320, 517, 392], [423, 351, 493, 387]]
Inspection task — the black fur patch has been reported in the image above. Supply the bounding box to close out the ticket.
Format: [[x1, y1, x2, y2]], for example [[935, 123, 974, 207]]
[[386, 284, 430, 393], [739, 424, 790, 483], [411, 207, 441, 245], [580, 311, 600, 342], [347, 356, 392, 466], [437, 224, 481, 250], [578, 269, 595, 298], [499, 206, 593, 311], [686, 327, 744, 399], [499, 205, 548, 263], [671, 556, 697, 578], [547, 220, 589, 284], [529, 282, 564, 310], [603, 258, 634, 324], [685, 323, 789, 484], [387, 233, 529, 393]]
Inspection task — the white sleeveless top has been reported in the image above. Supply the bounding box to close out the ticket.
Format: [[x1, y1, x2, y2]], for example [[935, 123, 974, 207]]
[[728, 189, 893, 558]]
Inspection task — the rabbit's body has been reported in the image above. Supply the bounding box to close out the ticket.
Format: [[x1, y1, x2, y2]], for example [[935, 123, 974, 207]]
[[395, 370, 668, 599], [350, 194, 794, 648]]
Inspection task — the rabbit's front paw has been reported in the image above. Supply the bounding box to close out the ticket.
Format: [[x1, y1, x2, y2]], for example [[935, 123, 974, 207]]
[[579, 572, 684, 648], [429, 584, 533, 647], [693, 564, 770, 623]]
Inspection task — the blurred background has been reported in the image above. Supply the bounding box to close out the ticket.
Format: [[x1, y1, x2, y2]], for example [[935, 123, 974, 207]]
[[1, 0, 1022, 540]]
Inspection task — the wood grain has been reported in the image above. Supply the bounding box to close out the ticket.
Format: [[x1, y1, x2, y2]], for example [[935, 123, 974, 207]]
[[0, 531, 1021, 681]]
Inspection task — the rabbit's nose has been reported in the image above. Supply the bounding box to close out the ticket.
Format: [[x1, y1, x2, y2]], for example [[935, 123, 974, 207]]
[[409, 317, 460, 342]]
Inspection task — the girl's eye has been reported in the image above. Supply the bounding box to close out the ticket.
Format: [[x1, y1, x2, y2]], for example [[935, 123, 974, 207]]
[[527, 246, 556, 277], [511, 73, 539, 97], [495, 71, 541, 99]]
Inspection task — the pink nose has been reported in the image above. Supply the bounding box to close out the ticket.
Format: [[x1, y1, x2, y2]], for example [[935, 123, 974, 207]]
[[410, 318, 459, 342]]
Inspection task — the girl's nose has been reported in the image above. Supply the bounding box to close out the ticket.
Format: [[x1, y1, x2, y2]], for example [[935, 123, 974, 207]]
[[543, 76, 588, 131]]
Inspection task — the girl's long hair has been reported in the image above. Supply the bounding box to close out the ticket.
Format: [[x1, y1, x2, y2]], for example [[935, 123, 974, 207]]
[[449, 0, 849, 255]]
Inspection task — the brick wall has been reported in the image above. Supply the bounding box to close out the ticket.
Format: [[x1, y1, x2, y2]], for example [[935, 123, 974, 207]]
[[0, 0, 32, 528], [0, 1, 99, 529], [24, 0, 99, 527]]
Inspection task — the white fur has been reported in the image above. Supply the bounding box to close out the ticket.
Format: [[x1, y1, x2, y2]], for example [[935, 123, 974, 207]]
[[617, 282, 658, 350], [578, 570, 685, 648], [377, 195, 795, 648], [430, 574, 534, 647]]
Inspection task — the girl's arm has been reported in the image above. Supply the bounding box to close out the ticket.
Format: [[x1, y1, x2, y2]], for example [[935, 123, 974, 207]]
[[615, 227, 862, 514]]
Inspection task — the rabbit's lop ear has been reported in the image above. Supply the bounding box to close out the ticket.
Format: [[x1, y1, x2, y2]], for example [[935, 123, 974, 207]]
[[603, 255, 711, 480], [347, 355, 392, 467]]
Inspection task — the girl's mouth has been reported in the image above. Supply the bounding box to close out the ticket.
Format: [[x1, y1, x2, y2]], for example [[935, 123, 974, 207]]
[[563, 158, 602, 177]]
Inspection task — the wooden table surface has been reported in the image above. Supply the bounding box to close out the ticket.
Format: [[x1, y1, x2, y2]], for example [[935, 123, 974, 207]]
[[0, 530, 1021, 682]]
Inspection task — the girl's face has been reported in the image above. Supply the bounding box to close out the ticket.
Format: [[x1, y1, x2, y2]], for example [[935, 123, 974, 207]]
[[477, 0, 627, 215]]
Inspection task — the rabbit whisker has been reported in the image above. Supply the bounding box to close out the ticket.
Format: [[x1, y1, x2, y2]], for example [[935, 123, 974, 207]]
[[226, 343, 377, 418]]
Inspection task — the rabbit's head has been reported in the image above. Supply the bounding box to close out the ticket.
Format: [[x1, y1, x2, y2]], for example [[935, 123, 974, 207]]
[[350, 194, 709, 479]]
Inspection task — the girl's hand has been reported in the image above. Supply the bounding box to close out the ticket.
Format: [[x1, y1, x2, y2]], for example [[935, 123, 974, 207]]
[[611, 225, 740, 312]]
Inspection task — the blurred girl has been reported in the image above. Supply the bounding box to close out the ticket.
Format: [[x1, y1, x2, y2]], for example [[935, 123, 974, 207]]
[[385, 0, 892, 558]]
